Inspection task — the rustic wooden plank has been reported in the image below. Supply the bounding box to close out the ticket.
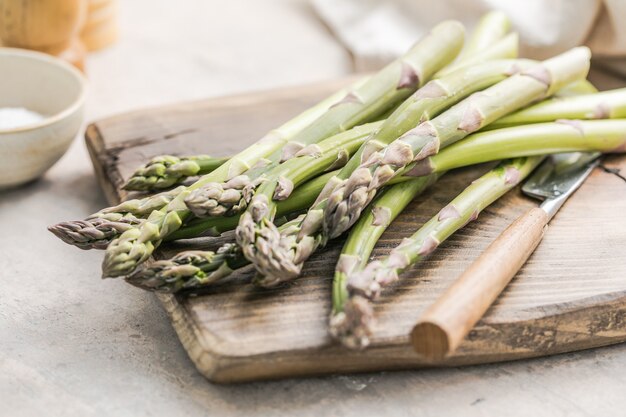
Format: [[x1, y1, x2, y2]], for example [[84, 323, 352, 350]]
[[85, 77, 626, 383]]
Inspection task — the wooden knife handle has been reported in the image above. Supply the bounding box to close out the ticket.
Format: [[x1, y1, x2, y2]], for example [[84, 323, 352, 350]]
[[411, 207, 550, 360]]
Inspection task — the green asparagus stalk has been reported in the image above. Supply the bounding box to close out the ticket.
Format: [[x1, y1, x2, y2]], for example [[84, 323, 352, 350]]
[[101, 21, 466, 278], [460, 11, 511, 59], [555, 79, 598, 97], [50, 206, 241, 251], [437, 32, 518, 78], [331, 157, 544, 349], [101, 186, 186, 217], [486, 87, 626, 129], [125, 244, 246, 293], [323, 47, 590, 241], [123, 155, 230, 191], [407, 119, 626, 176], [331, 173, 440, 314]]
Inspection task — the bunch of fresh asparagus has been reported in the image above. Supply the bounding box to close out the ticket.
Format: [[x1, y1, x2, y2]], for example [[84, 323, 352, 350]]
[[50, 12, 626, 349]]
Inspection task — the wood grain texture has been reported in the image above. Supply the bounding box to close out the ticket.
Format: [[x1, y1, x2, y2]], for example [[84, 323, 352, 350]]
[[85, 77, 626, 383]]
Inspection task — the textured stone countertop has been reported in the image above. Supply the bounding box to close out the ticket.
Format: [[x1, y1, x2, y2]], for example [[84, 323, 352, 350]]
[[1, 1, 625, 416]]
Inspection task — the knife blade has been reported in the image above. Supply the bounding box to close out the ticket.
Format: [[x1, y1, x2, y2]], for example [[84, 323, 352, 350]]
[[522, 152, 600, 219], [411, 153, 600, 360]]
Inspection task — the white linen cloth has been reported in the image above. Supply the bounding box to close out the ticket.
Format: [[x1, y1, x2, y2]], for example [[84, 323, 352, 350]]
[[312, 0, 626, 72]]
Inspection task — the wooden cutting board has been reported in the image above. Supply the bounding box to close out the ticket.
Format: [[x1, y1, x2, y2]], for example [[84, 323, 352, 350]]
[[85, 77, 626, 384]]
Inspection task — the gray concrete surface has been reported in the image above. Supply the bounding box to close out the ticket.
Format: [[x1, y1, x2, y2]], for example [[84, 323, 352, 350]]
[[1, 1, 625, 416]]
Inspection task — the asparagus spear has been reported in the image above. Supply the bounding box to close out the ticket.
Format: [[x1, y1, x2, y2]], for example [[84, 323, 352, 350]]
[[125, 244, 246, 293], [486, 87, 626, 129], [101, 186, 186, 217], [331, 157, 544, 349], [555, 79, 598, 97], [460, 11, 512, 58], [123, 155, 229, 191], [332, 173, 440, 316], [50, 207, 241, 252], [437, 32, 518, 78], [101, 21, 466, 278], [437, 11, 516, 79], [323, 47, 590, 241], [48, 186, 186, 249], [407, 119, 626, 176], [49, 212, 143, 250]]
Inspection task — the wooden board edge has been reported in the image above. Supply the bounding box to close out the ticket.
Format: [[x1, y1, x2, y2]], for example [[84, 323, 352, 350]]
[[156, 293, 226, 380], [85, 123, 125, 205], [159, 289, 626, 384]]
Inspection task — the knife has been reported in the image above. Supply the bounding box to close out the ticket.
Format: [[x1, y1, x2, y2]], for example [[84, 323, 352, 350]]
[[411, 153, 601, 360]]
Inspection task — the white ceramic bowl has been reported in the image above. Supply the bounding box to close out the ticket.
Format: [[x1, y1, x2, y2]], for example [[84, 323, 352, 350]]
[[0, 48, 87, 189]]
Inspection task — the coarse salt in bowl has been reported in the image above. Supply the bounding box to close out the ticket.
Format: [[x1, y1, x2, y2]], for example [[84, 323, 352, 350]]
[[0, 48, 87, 189]]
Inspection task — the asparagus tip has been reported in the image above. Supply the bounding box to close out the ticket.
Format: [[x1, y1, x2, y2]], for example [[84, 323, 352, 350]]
[[48, 219, 131, 250], [329, 295, 374, 350]]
